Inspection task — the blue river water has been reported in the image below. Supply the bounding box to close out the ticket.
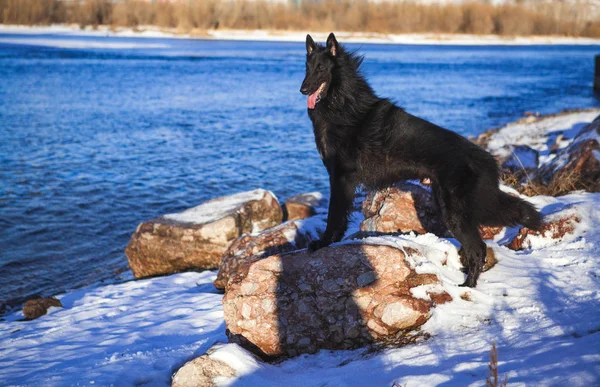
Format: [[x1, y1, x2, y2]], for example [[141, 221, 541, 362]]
[[0, 33, 598, 307]]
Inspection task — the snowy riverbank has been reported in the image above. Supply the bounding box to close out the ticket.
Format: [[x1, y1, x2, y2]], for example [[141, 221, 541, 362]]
[[1, 108, 599, 386], [2, 24, 600, 46]]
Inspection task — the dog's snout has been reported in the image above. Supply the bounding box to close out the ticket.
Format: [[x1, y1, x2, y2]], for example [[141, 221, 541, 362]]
[[300, 85, 310, 95]]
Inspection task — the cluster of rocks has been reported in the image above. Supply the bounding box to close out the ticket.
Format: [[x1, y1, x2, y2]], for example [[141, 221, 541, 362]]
[[165, 182, 585, 385], [120, 166, 586, 368], [125, 189, 326, 281], [130, 112, 599, 383], [123, 186, 456, 361]]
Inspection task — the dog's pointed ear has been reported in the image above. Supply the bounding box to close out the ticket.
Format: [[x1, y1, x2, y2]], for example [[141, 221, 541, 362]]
[[306, 34, 316, 54], [326, 32, 338, 56]]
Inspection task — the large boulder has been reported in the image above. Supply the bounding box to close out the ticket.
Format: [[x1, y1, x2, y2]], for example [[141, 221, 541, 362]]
[[223, 243, 448, 358], [214, 217, 325, 291], [361, 182, 503, 240], [125, 189, 283, 279], [283, 192, 326, 221]]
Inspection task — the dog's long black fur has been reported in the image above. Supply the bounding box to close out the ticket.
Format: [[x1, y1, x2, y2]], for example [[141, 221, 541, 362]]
[[300, 33, 542, 287]]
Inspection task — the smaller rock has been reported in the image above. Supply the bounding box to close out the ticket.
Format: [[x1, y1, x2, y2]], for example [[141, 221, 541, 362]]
[[125, 189, 283, 279], [361, 182, 504, 240], [428, 291, 453, 305], [508, 213, 581, 251], [283, 192, 326, 221], [23, 297, 62, 320], [172, 352, 235, 387], [478, 226, 504, 241], [361, 182, 447, 236]]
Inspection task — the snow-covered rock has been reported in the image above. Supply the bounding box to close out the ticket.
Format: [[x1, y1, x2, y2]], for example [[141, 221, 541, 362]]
[[222, 243, 448, 358], [171, 344, 236, 387], [125, 189, 283, 279], [534, 115, 600, 192], [474, 108, 600, 194], [508, 203, 586, 251], [476, 109, 600, 160], [283, 192, 327, 221], [496, 144, 540, 173], [213, 216, 326, 291]]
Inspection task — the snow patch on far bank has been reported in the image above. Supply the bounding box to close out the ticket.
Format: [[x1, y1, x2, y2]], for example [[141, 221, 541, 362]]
[[2, 24, 600, 46]]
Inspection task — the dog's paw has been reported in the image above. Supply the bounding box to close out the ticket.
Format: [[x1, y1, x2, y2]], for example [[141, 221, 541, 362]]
[[308, 239, 331, 252], [459, 273, 478, 288]]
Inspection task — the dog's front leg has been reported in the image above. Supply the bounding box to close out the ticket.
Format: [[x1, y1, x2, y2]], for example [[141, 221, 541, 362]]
[[309, 167, 355, 251]]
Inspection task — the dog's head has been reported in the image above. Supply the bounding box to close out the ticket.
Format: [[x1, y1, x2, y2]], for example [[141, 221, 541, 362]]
[[300, 32, 339, 110]]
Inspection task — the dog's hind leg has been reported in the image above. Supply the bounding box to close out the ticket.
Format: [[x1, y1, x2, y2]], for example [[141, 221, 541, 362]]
[[434, 184, 487, 288]]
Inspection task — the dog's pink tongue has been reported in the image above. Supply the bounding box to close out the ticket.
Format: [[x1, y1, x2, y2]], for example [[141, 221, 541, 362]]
[[307, 91, 318, 109]]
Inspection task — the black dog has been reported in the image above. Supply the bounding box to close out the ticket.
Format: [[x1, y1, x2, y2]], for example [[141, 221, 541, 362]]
[[300, 33, 541, 287]]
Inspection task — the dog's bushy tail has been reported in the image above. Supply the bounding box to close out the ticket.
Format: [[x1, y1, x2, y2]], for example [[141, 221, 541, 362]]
[[494, 191, 542, 230]]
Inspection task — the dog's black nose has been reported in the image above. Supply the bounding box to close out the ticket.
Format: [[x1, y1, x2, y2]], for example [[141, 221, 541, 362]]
[[300, 86, 309, 95]]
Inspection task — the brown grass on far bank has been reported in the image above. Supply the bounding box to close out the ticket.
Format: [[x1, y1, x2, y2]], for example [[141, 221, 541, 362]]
[[1, 0, 599, 38]]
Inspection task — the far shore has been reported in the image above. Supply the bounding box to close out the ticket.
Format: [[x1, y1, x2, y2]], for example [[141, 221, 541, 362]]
[[2, 24, 600, 46]]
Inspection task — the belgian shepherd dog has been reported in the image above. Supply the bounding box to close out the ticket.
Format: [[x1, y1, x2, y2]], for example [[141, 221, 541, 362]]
[[300, 33, 542, 287]]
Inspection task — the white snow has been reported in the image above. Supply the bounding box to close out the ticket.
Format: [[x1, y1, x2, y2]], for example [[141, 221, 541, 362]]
[[163, 189, 271, 225], [497, 145, 540, 170], [2, 24, 600, 46], [2, 111, 600, 386], [0, 271, 226, 386]]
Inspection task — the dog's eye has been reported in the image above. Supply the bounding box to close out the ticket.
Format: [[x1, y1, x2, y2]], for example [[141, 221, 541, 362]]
[[317, 64, 324, 71]]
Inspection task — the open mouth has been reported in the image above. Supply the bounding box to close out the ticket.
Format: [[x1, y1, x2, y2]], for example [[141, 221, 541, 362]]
[[307, 82, 326, 109]]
